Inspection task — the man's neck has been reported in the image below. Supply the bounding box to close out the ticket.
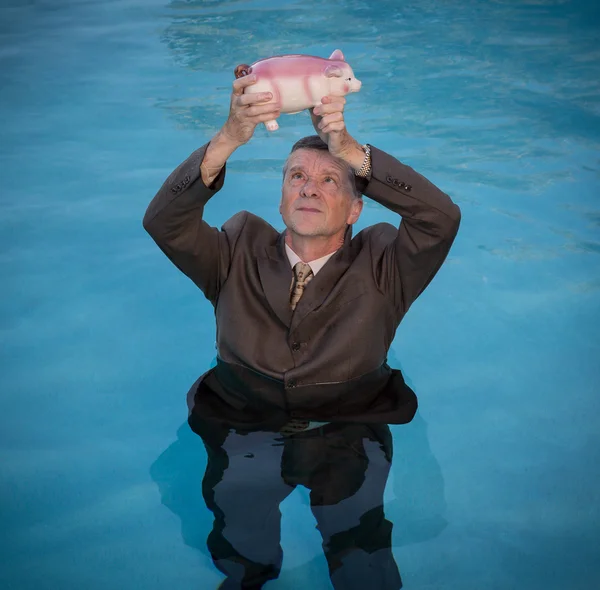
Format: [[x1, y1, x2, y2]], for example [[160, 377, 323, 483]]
[[285, 231, 345, 263]]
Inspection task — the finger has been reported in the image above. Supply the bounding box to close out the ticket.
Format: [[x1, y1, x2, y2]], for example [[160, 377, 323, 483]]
[[238, 91, 273, 106], [232, 74, 257, 96], [320, 95, 346, 105], [245, 102, 281, 117], [317, 112, 344, 128], [248, 111, 283, 124], [313, 99, 346, 116], [323, 96, 346, 108], [320, 121, 346, 134]]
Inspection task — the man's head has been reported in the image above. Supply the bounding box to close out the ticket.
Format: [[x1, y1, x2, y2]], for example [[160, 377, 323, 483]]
[[280, 136, 363, 241]]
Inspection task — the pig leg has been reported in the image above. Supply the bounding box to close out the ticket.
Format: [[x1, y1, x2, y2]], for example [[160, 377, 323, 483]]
[[263, 85, 281, 131]]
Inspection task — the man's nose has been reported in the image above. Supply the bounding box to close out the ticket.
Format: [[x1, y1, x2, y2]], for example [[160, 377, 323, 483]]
[[300, 179, 320, 198]]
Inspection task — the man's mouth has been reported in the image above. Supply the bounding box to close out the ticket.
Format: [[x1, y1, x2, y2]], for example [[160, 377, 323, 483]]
[[297, 207, 322, 213]]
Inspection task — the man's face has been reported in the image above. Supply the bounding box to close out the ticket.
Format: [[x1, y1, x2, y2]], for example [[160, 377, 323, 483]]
[[279, 149, 363, 239]]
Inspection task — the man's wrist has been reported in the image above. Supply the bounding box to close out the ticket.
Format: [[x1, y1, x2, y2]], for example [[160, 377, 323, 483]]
[[354, 144, 372, 178], [200, 129, 242, 187], [218, 123, 247, 151], [333, 137, 366, 171]]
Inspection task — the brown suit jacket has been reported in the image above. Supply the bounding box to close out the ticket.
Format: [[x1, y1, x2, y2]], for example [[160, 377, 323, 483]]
[[143, 143, 461, 425]]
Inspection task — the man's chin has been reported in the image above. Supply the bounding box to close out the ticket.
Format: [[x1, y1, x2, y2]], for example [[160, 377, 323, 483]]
[[286, 218, 325, 237], [291, 226, 324, 237]]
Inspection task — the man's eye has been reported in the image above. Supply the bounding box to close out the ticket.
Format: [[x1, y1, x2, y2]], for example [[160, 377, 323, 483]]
[[324, 177, 336, 183], [291, 172, 303, 179]]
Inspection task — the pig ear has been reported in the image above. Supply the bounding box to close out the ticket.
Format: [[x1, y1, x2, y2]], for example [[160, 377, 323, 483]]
[[324, 65, 343, 78], [328, 49, 345, 61]]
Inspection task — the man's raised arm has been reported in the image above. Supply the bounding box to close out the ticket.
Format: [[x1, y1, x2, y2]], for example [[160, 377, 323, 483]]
[[142, 75, 281, 304], [361, 147, 461, 314], [310, 95, 460, 315]]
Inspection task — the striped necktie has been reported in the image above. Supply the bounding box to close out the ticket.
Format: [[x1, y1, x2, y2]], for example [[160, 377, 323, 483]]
[[290, 262, 314, 311]]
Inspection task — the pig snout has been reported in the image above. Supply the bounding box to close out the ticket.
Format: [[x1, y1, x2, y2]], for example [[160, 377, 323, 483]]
[[350, 78, 362, 92]]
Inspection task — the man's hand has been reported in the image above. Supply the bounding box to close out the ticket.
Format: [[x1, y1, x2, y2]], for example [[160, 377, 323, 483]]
[[222, 74, 281, 146], [309, 96, 364, 170], [201, 76, 281, 187]]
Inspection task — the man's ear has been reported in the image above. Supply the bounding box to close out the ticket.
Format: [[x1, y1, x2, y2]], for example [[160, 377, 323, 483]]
[[347, 198, 363, 225]]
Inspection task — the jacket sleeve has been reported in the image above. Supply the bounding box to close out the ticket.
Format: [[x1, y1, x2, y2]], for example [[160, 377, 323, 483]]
[[142, 143, 243, 306], [360, 145, 461, 315]]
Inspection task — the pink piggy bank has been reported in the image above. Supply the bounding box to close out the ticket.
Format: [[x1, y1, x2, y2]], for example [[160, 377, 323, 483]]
[[234, 49, 361, 131]]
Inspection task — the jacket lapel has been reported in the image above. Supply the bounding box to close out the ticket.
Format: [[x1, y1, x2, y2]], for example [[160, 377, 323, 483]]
[[291, 226, 355, 331], [257, 234, 294, 328]]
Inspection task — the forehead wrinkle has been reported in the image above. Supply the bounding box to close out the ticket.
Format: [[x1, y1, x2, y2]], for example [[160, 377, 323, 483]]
[[287, 155, 346, 178]]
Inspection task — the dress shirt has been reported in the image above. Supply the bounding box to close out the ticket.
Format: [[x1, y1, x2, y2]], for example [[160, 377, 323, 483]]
[[284, 244, 338, 276]]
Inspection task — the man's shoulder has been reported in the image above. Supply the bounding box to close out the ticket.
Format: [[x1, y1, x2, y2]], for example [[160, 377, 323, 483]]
[[355, 222, 398, 248], [222, 211, 280, 243], [222, 211, 277, 232]]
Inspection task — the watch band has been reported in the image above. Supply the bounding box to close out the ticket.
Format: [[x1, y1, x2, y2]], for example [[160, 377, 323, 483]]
[[355, 144, 372, 178]]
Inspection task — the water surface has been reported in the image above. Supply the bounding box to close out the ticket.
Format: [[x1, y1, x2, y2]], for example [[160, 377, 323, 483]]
[[1, 0, 599, 588]]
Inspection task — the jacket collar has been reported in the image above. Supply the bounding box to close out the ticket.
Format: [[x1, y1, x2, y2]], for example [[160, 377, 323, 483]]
[[257, 226, 355, 329]]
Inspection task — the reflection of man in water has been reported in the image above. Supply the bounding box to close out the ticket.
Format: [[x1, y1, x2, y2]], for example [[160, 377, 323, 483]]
[[143, 74, 460, 588], [190, 406, 398, 590]]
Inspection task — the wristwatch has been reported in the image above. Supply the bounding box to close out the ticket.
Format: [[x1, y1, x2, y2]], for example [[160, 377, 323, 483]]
[[355, 144, 372, 178]]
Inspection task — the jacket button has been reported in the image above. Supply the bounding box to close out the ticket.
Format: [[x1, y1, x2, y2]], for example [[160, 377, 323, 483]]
[[406, 184, 412, 191], [386, 175, 394, 184], [291, 342, 301, 352], [287, 379, 297, 388]]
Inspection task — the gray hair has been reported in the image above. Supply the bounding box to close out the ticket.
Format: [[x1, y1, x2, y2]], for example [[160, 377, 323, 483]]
[[282, 135, 362, 199]]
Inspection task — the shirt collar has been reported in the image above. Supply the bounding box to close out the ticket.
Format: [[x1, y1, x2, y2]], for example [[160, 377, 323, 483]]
[[285, 243, 338, 276]]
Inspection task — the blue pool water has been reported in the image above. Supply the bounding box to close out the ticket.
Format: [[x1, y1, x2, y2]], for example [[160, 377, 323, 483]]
[[1, 0, 599, 588]]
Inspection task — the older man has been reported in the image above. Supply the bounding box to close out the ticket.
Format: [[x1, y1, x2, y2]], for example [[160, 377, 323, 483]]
[[143, 73, 460, 429], [144, 73, 460, 590]]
